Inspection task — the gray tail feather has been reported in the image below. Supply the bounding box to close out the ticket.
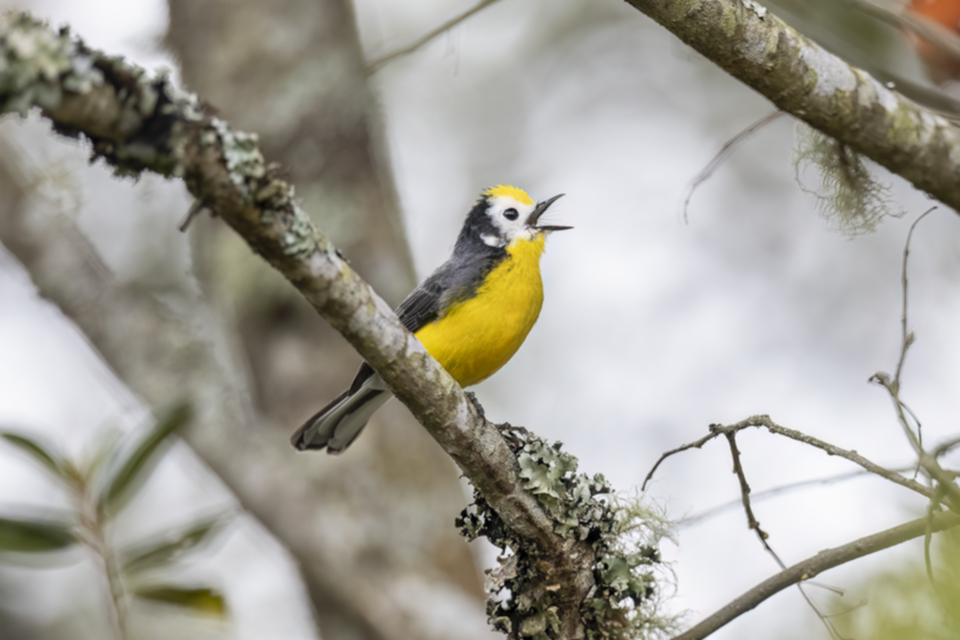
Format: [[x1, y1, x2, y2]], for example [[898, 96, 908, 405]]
[[291, 386, 392, 454]]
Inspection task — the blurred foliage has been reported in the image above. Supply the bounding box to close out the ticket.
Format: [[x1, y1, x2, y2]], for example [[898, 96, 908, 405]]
[[0, 403, 232, 639], [793, 123, 901, 235], [827, 527, 960, 638]]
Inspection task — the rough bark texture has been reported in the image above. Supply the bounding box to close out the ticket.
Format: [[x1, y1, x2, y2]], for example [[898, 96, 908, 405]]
[[623, 0, 960, 212], [0, 13, 598, 640]]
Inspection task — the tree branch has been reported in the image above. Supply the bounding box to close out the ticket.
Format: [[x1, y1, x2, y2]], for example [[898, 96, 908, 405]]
[[622, 0, 960, 212], [672, 511, 960, 640], [644, 415, 934, 500], [0, 13, 597, 638]]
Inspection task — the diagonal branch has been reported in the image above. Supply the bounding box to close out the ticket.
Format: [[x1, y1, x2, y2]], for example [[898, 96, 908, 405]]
[[0, 13, 596, 639], [672, 511, 960, 640], [623, 0, 960, 213]]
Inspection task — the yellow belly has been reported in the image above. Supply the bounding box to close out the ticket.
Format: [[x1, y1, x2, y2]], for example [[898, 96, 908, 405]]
[[415, 236, 546, 387]]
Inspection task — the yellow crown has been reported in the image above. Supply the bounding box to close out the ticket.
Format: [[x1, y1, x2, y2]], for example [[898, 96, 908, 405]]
[[483, 185, 533, 206]]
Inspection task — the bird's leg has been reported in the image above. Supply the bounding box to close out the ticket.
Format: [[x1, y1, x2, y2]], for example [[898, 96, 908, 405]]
[[465, 391, 529, 450], [496, 422, 529, 452]]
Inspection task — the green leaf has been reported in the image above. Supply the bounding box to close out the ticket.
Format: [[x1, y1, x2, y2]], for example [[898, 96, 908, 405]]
[[121, 513, 230, 575], [134, 585, 226, 618], [0, 516, 76, 553], [100, 402, 192, 514], [0, 431, 64, 478]]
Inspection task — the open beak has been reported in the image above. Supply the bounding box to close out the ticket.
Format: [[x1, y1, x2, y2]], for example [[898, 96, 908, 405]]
[[526, 193, 571, 232]]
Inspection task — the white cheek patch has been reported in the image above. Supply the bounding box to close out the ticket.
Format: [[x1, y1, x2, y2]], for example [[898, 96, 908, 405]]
[[486, 195, 536, 243], [481, 233, 504, 247]]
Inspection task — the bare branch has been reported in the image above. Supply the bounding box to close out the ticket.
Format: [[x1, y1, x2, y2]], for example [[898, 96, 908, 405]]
[[895, 207, 937, 386], [642, 428, 720, 491], [721, 431, 843, 640], [869, 208, 960, 513], [680, 110, 785, 222], [622, 0, 960, 212], [644, 415, 934, 500], [671, 511, 960, 640], [366, 0, 505, 74], [933, 436, 960, 458]]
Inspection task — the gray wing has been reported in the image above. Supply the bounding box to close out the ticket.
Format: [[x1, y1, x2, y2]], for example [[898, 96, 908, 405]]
[[349, 250, 502, 389], [395, 252, 499, 333], [395, 276, 444, 333]]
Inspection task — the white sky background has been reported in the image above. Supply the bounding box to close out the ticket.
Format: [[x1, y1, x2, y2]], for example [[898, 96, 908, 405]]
[[1, 0, 959, 639]]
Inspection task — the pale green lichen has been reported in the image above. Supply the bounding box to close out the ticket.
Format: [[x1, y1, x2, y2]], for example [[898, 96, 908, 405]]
[[1, 12, 332, 265], [0, 13, 102, 115], [885, 102, 922, 150], [794, 123, 900, 235], [717, 4, 739, 39], [210, 117, 265, 195], [458, 427, 677, 640]]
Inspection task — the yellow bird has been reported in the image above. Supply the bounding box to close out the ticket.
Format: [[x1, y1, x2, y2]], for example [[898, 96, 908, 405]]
[[292, 185, 570, 453]]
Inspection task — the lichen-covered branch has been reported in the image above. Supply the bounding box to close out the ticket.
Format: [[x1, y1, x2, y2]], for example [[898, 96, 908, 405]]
[[623, 0, 960, 213], [0, 13, 617, 639]]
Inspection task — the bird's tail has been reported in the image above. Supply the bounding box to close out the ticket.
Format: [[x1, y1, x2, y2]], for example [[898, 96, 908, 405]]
[[291, 376, 392, 453]]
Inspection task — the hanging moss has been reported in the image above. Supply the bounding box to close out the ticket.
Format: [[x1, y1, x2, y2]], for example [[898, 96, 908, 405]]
[[793, 123, 902, 235]]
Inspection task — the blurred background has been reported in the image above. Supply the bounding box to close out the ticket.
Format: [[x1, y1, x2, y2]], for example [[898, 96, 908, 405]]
[[0, 0, 959, 639]]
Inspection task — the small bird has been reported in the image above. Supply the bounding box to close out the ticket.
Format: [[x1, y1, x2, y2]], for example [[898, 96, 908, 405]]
[[292, 185, 570, 453]]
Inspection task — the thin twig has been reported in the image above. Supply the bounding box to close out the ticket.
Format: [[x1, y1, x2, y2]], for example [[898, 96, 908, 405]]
[[722, 432, 844, 640], [366, 0, 505, 74], [933, 436, 960, 458], [644, 415, 933, 500], [723, 432, 776, 560], [679, 110, 785, 223], [924, 490, 940, 585], [670, 511, 960, 640], [869, 208, 960, 511], [178, 199, 206, 233], [895, 207, 936, 387], [642, 428, 721, 491]]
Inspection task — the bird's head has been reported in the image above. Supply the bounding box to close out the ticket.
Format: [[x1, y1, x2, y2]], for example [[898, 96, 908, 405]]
[[459, 185, 571, 250]]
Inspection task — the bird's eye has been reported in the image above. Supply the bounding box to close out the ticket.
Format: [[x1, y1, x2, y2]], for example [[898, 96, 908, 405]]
[[503, 208, 519, 221]]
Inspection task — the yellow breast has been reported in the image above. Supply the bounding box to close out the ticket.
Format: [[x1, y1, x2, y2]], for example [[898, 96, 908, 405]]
[[415, 235, 546, 387]]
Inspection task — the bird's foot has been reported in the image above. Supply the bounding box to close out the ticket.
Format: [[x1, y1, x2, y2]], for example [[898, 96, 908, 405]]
[[496, 422, 529, 451]]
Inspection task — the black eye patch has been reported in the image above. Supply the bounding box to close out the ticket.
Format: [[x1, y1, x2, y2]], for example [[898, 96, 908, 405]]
[[503, 208, 519, 221]]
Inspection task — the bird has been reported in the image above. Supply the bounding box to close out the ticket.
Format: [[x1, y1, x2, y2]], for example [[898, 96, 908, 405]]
[[291, 185, 570, 454]]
